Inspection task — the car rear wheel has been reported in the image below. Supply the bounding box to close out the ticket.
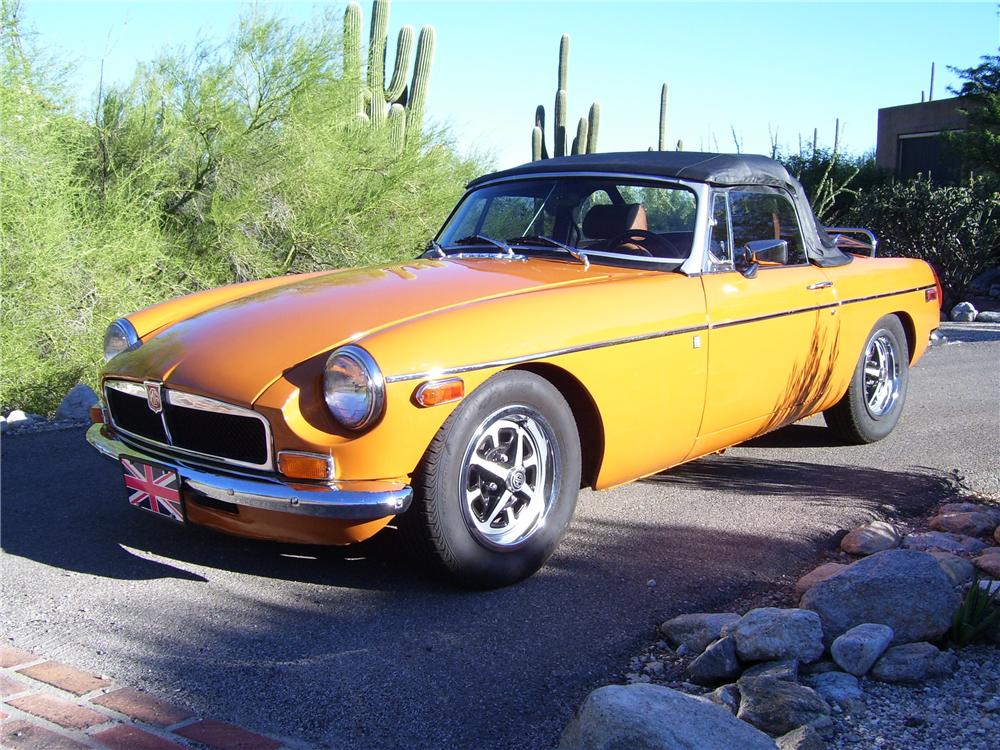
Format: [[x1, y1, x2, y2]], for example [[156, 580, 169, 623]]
[[824, 314, 909, 444], [400, 370, 581, 588]]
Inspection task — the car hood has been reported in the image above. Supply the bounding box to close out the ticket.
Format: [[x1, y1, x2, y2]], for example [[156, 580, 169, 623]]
[[106, 257, 610, 405]]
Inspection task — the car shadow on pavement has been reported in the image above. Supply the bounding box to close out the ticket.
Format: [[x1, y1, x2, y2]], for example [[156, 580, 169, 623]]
[[646, 451, 955, 515], [2, 426, 957, 592]]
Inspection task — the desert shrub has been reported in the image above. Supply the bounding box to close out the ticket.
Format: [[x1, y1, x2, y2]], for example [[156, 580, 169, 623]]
[[777, 147, 885, 225], [846, 175, 1000, 307], [1, 3, 484, 414]]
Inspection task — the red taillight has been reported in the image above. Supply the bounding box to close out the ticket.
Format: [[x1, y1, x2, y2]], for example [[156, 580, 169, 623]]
[[927, 266, 943, 309]]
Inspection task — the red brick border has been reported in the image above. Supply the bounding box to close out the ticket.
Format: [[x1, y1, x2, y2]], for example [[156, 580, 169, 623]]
[[1, 643, 290, 749]]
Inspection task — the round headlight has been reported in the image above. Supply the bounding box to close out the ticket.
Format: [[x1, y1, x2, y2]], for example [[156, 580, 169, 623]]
[[323, 346, 385, 430], [103, 318, 140, 362]]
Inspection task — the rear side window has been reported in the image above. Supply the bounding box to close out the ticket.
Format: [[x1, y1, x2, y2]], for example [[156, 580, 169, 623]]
[[729, 189, 806, 265]]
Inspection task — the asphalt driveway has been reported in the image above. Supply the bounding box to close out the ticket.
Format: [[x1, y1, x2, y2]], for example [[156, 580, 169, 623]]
[[2, 323, 998, 749]]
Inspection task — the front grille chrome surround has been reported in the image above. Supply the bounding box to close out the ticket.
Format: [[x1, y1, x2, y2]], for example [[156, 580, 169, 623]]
[[103, 379, 274, 471]]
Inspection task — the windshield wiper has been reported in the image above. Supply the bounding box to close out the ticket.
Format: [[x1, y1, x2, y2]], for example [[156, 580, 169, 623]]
[[508, 235, 590, 270], [424, 239, 446, 258], [446, 234, 514, 257]]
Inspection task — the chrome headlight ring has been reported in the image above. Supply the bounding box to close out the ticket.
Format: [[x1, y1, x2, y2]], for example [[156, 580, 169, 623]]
[[103, 318, 141, 362], [322, 345, 385, 430]]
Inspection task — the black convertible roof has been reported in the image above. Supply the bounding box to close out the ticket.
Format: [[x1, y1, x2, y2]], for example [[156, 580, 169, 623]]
[[466, 151, 853, 268], [467, 151, 797, 189]]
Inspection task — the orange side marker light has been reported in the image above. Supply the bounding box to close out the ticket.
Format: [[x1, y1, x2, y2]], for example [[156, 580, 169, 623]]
[[414, 378, 465, 407]]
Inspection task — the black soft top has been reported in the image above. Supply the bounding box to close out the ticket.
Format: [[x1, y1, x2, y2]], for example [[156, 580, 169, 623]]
[[467, 151, 795, 189], [468, 151, 852, 268]]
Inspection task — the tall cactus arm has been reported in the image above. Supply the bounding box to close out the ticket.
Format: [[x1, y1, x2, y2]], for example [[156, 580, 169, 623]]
[[406, 25, 435, 136], [572, 116, 589, 155], [532, 127, 544, 162], [558, 34, 569, 92], [385, 25, 413, 103], [344, 3, 364, 116], [586, 102, 600, 153], [658, 83, 668, 151], [534, 105, 549, 159], [367, 0, 390, 96], [387, 103, 406, 151], [554, 89, 567, 158]]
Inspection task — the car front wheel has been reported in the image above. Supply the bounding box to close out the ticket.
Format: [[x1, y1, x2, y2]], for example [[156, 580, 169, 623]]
[[401, 370, 581, 588], [824, 314, 910, 444]]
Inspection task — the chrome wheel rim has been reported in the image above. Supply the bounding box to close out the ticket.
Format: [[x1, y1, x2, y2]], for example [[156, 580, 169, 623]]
[[863, 331, 901, 418], [459, 405, 558, 550]]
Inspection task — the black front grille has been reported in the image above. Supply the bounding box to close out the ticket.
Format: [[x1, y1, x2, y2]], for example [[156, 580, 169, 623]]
[[105, 384, 269, 467], [106, 388, 168, 443], [166, 405, 268, 465]]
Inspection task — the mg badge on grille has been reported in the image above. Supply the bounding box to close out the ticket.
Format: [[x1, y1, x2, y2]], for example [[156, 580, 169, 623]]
[[144, 381, 163, 413]]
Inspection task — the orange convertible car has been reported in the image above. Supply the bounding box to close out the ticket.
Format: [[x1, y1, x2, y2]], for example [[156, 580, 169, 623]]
[[88, 152, 942, 587]]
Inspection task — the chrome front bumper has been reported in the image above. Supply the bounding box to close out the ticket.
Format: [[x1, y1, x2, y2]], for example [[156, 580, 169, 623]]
[[86, 423, 411, 520]]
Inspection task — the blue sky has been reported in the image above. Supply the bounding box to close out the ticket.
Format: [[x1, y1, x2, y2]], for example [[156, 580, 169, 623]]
[[18, 1, 1000, 169]]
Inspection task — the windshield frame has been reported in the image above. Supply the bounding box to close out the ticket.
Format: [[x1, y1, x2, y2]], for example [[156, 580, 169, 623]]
[[434, 171, 711, 275]]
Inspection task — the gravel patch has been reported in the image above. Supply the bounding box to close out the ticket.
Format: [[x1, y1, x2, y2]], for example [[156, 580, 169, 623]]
[[3, 417, 89, 436], [828, 645, 1000, 750]]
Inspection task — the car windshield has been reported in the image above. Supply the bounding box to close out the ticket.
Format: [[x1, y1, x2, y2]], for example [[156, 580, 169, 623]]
[[436, 177, 698, 268]]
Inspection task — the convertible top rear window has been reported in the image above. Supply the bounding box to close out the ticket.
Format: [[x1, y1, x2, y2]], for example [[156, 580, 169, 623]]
[[437, 177, 698, 269]]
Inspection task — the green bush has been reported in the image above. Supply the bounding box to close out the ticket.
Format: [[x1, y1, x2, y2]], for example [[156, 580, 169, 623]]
[[846, 176, 1000, 307], [1, 4, 484, 414]]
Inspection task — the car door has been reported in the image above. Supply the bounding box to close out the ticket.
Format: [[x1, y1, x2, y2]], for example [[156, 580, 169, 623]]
[[691, 187, 840, 456]]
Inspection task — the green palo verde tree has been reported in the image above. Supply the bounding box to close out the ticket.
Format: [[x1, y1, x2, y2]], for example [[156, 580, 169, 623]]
[[946, 52, 1000, 176], [343, 0, 435, 149]]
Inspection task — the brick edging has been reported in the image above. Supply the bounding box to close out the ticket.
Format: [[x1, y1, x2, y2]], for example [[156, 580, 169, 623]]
[[0, 643, 287, 750]]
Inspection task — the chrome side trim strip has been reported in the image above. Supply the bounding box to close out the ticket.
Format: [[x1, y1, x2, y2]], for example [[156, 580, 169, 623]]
[[384, 324, 710, 383], [103, 379, 275, 471], [87, 424, 410, 520], [708, 303, 840, 330], [383, 284, 934, 384]]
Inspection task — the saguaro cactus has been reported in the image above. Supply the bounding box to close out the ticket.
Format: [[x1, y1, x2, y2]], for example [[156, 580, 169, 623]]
[[531, 35, 600, 161], [344, 0, 435, 145]]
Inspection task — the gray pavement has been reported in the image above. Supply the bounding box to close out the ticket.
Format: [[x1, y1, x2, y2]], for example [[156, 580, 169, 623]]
[[2, 323, 998, 750]]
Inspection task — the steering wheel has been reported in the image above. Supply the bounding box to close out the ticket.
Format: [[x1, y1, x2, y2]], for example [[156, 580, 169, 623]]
[[604, 229, 670, 257]]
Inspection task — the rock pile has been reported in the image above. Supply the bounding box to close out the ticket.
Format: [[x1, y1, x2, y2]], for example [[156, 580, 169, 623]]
[[559, 498, 1000, 749]]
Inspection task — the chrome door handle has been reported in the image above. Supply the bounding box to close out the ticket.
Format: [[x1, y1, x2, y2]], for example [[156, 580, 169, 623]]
[[806, 281, 833, 290]]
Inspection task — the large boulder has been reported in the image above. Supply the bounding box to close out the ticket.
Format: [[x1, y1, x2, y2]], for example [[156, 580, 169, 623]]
[[660, 613, 741, 654], [870, 642, 957, 684], [794, 562, 847, 596], [830, 623, 893, 676], [55, 384, 98, 420], [929, 512, 998, 537], [801, 550, 961, 645], [688, 637, 741, 687], [736, 676, 831, 736], [840, 521, 902, 556], [557, 683, 777, 750], [732, 608, 824, 663], [903, 531, 989, 555], [978, 310, 1000, 323]]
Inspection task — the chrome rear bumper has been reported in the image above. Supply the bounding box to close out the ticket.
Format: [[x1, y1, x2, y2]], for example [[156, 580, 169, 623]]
[[86, 423, 411, 520]]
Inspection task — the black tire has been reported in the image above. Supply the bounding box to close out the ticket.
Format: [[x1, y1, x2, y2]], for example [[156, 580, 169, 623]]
[[399, 370, 581, 589], [824, 314, 910, 444]]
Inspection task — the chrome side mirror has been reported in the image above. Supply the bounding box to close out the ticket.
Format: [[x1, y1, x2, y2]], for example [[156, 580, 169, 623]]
[[745, 239, 789, 265]]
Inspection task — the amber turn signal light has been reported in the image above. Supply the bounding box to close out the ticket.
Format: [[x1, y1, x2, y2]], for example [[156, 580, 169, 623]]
[[277, 451, 334, 480], [90, 404, 105, 425], [414, 378, 465, 407]]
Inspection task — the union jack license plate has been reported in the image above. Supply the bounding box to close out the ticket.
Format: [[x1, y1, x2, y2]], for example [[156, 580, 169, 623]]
[[119, 457, 185, 523]]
